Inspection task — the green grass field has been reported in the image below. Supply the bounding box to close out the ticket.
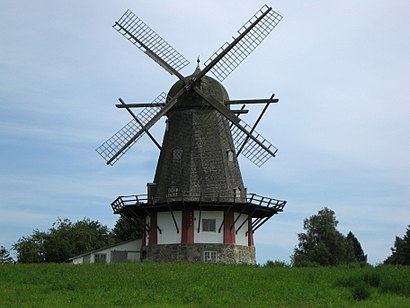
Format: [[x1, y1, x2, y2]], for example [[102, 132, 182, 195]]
[[1, 263, 409, 307]]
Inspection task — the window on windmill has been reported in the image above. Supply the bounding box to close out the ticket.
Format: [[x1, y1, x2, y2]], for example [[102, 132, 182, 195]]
[[167, 187, 179, 197], [226, 149, 234, 162], [202, 218, 216, 232], [203, 251, 218, 263], [233, 187, 241, 200], [173, 148, 183, 160], [94, 253, 107, 263]]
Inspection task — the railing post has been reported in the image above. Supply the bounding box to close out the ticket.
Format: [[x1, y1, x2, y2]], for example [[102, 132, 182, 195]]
[[249, 193, 255, 204]]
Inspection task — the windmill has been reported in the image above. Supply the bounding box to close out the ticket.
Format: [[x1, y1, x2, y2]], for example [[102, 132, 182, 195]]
[[97, 4, 287, 264]]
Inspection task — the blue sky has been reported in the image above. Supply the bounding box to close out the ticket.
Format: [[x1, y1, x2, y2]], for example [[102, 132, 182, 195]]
[[1, 0, 409, 264]]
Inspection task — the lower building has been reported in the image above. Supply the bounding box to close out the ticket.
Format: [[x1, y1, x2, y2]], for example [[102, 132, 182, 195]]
[[68, 239, 141, 264], [112, 192, 285, 264]]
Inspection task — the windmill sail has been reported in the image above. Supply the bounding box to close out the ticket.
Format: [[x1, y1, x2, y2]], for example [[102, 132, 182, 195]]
[[203, 5, 282, 82], [205, 109, 277, 167], [113, 9, 190, 76], [96, 93, 169, 165]]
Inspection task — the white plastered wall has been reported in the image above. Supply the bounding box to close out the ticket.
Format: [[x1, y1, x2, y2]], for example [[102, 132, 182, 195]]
[[157, 211, 182, 244], [194, 210, 224, 243], [234, 212, 249, 246]]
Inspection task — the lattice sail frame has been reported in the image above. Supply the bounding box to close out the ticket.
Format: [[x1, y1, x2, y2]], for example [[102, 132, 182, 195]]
[[113, 9, 190, 74], [96, 93, 170, 165], [204, 5, 282, 82], [201, 105, 278, 167]]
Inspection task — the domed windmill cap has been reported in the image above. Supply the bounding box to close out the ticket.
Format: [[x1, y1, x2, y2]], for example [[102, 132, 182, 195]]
[[167, 60, 229, 111]]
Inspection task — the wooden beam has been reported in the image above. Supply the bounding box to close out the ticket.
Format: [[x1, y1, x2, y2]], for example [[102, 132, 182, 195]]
[[225, 98, 279, 105], [116, 103, 165, 108], [118, 98, 162, 150], [232, 109, 249, 114], [193, 86, 277, 158]]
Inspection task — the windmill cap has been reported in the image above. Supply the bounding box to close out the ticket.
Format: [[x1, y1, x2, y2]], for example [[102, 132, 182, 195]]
[[167, 69, 229, 111]]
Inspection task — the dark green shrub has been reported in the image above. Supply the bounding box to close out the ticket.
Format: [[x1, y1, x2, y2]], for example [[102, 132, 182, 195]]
[[352, 281, 371, 301], [362, 271, 381, 288], [292, 260, 321, 268], [379, 266, 410, 296], [264, 260, 289, 268]]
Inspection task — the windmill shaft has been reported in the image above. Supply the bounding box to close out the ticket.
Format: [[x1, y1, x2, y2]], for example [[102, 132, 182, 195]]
[[195, 7, 272, 81]]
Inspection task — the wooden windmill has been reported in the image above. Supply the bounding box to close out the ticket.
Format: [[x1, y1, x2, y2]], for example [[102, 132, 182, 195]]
[[97, 4, 287, 264]]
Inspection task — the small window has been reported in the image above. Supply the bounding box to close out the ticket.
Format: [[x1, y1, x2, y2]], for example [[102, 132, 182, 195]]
[[233, 187, 241, 199], [202, 219, 216, 232], [94, 253, 106, 263], [173, 148, 183, 160], [227, 149, 234, 162], [167, 187, 179, 197], [203, 251, 218, 263]]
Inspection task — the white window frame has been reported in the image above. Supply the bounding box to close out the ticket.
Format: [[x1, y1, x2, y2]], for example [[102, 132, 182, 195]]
[[167, 187, 179, 197], [226, 149, 234, 162], [233, 187, 241, 200], [202, 218, 216, 232], [203, 251, 218, 263]]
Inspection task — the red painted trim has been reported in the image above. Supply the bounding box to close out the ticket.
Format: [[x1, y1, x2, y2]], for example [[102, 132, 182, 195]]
[[149, 210, 157, 245], [248, 218, 254, 246], [224, 210, 235, 244], [181, 208, 194, 244]]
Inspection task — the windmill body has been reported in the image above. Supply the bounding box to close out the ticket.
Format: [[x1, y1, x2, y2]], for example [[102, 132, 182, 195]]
[[99, 5, 287, 264], [154, 71, 245, 200]]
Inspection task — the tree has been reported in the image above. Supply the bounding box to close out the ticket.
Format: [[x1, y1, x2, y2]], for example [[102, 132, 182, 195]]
[[346, 231, 367, 263], [292, 207, 356, 266], [13, 230, 48, 263], [13, 218, 115, 263], [384, 225, 410, 265], [0, 246, 14, 264], [43, 218, 115, 263], [112, 216, 143, 242]]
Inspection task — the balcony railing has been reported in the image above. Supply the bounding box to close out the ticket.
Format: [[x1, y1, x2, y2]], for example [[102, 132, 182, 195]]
[[111, 192, 286, 214]]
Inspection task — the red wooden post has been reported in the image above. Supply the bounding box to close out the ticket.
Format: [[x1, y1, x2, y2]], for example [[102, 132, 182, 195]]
[[181, 208, 194, 243], [149, 210, 158, 245], [248, 218, 254, 246], [224, 210, 236, 244]]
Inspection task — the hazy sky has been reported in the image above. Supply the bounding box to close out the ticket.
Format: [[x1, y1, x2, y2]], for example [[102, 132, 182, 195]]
[[1, 0, 409, 264]]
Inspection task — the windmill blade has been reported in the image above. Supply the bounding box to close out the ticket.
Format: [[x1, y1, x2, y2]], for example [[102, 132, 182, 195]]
[[231, 118, 278, 167], [202, 5, 282, 82], [103, 82, 193, 165], [211, 109, 277, 167], [236, 93, 275, 156], [96, 93, 168, 165], [193, 87, 277, 167], [113, 9, 189, 79]]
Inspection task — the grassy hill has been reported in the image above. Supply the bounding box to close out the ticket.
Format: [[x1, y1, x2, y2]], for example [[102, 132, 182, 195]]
[[1, 262, 409, 307]]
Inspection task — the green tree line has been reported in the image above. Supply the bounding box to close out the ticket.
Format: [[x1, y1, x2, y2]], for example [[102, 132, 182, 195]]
[[8, 209, 410, 265], [12, 216, 141, 263], [291, 207, 409, 266]]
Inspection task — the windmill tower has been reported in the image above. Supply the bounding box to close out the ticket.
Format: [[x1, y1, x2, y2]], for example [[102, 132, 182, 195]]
[[97, 5, 287, 264]]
